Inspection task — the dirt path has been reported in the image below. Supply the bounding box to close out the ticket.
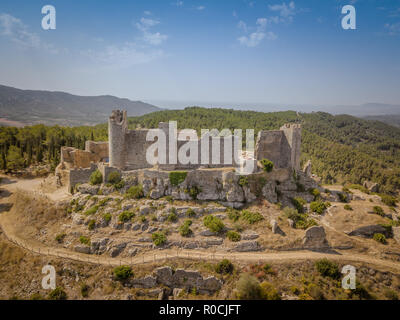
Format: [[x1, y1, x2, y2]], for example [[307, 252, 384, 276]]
[[1, 176, 400, 272]]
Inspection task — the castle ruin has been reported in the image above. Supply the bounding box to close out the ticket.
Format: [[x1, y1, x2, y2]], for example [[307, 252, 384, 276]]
[[57, 110, 302, 200]]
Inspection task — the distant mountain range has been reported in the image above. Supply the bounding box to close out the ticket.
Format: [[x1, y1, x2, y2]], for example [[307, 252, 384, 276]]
[[363, 114, 400, 127], [0, 85, 161, 126]]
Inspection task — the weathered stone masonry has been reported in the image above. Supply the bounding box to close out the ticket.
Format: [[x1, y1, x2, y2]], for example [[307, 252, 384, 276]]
[[57, 110, 302, 194]]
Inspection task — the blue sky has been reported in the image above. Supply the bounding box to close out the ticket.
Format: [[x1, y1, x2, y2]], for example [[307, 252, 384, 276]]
[[0, 0, 399, 109]]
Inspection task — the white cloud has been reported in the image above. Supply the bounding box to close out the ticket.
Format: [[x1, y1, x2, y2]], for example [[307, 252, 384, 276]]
[[82, 42, 164, 68], [385, 22, 400, 35], [268, 1, 296, 23], [238, 20, 248, 32], [173, 1, 184, 7], [237, 17, 277, 47], [196, 6, 205, 11], [0, 13, 57, 52], [143, 32, 168, 45], [136, 17, 168, 46], [144, 11, 152, 16]]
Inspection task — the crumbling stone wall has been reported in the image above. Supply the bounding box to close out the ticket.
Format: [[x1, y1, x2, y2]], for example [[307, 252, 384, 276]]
[[109, 110, 241, 171], [255, 123, 301, 171], [68, 163, 98, 192], [60, 141, 109, 169]]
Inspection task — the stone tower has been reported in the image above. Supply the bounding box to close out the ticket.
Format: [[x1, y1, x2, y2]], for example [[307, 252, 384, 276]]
[[108, 110, 127, 169], [280, 123, 301, 172]]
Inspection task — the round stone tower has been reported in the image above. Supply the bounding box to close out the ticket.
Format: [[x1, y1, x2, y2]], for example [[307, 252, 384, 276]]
[[108, 110, 127, 169]]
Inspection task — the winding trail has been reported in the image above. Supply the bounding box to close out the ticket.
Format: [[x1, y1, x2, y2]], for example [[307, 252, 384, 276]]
[[1, 176, 400, 272]]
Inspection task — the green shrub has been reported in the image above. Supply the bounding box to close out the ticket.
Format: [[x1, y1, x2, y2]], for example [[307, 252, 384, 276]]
[[227, 231, 241, 242], [215, 259, 234, 275], [179, 220, 193, 237], [79, 236, 90, 245], [310, 201, 327, 214], [338, 192, 348, 203], [241, 210, 263, 224], [227, 208, 241, 222], [139, 216, 147, 223], [236, 274, 262, 300], [48, 287, 67, 300], [260, 282, 281, 300], [348, 184, 369, 194], [315, 259, 340, 279], [113, 265, 133, 280], [167, 212, 178, 223], [103, 213, 112, 222], [88, 219, 96, 230], [80, 284, 90, 298], [380, 195, 397, 207], [89, 170, 103, 185], [55, 233, 66, 243], [114, 180, 125, 190], [373, 233, 387, 244], [98, 197, 112, 207], [169, 171, 188, 186], [152, 232, 167, 246], [263, 264, 274, 274], [260, 159, 274, 173], [344, 204, 353, 211], [291, 197, 306, 213], [373, 206, 385, 216], [283, 207, 316, 229], [186, 186, 201, 199], [295, 218, 317, 230], [118, 211, 135, 222], [125, 185, 144, 199], [83, 205, 99, 216], [107, 171, 121, 184], [309, 188, 321, 200], [186, 208, 196, 217], [203, 215, 225, 233], [238, 176, 249, 187]]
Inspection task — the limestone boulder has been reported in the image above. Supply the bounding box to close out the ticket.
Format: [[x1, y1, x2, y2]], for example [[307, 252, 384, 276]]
[[130, 276, 157, 289], [90, 238, 109, 254], [392, 227, 400, 244], [108, 242, 127, 257], [241, 231, 259, 240], [302, 226, 328, 249], [154, 266, 174, 287], [262, 181, 278, 203], [348, 225, 390, 238], [74, 245, 90, 254], [77, 184, 99, 195], [231, 241, 261, 252]]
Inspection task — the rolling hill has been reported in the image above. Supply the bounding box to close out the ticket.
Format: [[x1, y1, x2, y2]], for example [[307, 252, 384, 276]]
[[0, 85, 161, 126]]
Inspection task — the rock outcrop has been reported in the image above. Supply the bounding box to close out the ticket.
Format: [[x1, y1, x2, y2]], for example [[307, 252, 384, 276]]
[[302, 226, 328, 249]]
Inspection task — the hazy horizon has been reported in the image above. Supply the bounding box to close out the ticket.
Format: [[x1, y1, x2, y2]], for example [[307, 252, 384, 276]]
[[0, 0, 400, 108]]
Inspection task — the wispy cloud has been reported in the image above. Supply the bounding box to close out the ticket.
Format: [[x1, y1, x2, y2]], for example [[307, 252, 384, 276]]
[[385, 22, 400, 35], [0, 13, 57, 53], [172, 1, 184, 7], [196, 6, 205, 11], [268, 1, 296, 23], [238, 18, 277, 47], [389, 8, 400, 17], [136, 17, 168, 46], [82, 43, 164, 69]]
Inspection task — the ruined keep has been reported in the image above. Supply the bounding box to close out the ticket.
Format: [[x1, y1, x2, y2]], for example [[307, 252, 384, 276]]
[[57, 110, 303, 196]]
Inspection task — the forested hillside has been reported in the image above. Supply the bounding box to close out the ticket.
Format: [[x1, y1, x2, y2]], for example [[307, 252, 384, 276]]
[[1, 107, 400, 194]]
